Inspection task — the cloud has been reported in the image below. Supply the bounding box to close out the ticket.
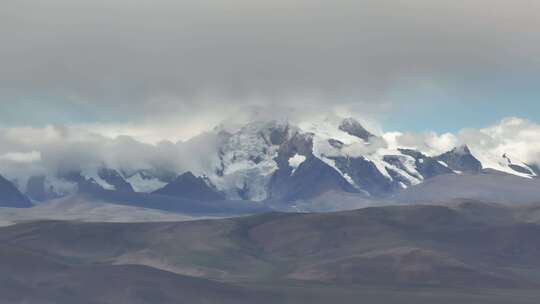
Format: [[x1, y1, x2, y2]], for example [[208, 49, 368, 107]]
[[387, 117, 540, 166], [0, 123, 225, 189], [459, 117, 540, 165], [387, 131, 459, 156], [0, 151, 41, 163], [1, 0, 539, 131], [342, 137, 389, 157]]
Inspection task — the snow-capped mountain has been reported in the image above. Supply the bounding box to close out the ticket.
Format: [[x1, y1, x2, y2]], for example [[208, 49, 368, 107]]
[[202, 117, 538, 201], [12, 117, 540, 205], [500, 154, 539, 177], [23, 168, 174, 202]]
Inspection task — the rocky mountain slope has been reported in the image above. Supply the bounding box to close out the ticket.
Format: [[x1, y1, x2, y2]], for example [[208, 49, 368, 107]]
[[0, 174, 31, 208]]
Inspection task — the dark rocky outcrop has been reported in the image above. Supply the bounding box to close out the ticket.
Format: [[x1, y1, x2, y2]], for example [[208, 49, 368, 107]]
[[399, 149, 454, 178], [436, 145, 482, 173], [153, 172, 225, 201], [98, 168, 134, 193], [339, 118, 374, 141], [268, 156, 359, 201]]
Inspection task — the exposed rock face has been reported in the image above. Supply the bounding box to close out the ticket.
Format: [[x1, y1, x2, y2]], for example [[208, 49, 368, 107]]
[[98, 168, 134, 193], [265, 129, 360, 201], [399, 149, 453, 178], [268, 155, 359, 202], [338, 118, 374, 141], [330, 156, 394, 195], [528, 163, 540, 178], [508, 164, 534, 175], [436, 145, 482, 173], [153, 172, 225, 201]]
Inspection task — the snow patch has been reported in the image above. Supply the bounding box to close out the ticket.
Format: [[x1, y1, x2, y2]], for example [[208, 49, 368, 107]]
[[127, 172, 167, 193], [437, 160, 449, 167], [207, 121, 291, 201], [81, 169, 116, 190], [288, 154, 306, 174], [467, 149, 534, 179]]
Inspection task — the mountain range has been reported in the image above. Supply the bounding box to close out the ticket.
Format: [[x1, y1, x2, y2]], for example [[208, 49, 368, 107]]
[[1, 117, 539, 212], [2, 117, 540, 303]]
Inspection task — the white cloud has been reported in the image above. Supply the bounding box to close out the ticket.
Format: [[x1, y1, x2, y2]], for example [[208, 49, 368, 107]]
[[459, 117, 540, 165], [0, 151, 41, 163], [387, 117, 540, 166], [388, 131, 458, 156]]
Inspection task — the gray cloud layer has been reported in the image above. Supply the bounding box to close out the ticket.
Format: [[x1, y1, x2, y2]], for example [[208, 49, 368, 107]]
[[1, 0, 539, 128]]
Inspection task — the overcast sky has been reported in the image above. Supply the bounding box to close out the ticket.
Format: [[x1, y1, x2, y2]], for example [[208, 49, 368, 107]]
[[1, 0, 539, 142]]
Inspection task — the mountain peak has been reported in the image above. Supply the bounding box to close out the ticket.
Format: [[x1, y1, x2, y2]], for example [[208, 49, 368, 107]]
[[452, 145, 473, 155], [153, 171, 225, 201], [338, 118, 374, 141], [436, 145, 482, 173], [98, 168, 134, 193]]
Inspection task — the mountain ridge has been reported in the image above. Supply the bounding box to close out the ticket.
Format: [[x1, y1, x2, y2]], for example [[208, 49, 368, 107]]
[[1, 117, 538, 209]]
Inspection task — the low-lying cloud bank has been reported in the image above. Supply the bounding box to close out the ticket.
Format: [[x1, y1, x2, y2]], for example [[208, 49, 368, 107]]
[[0, 116, 538, 188]]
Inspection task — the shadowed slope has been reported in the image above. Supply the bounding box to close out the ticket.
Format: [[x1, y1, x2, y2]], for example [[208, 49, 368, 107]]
[[0, 244, 271, 304], [0, 175, 31, 208], [3, 203, 540, 288]]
